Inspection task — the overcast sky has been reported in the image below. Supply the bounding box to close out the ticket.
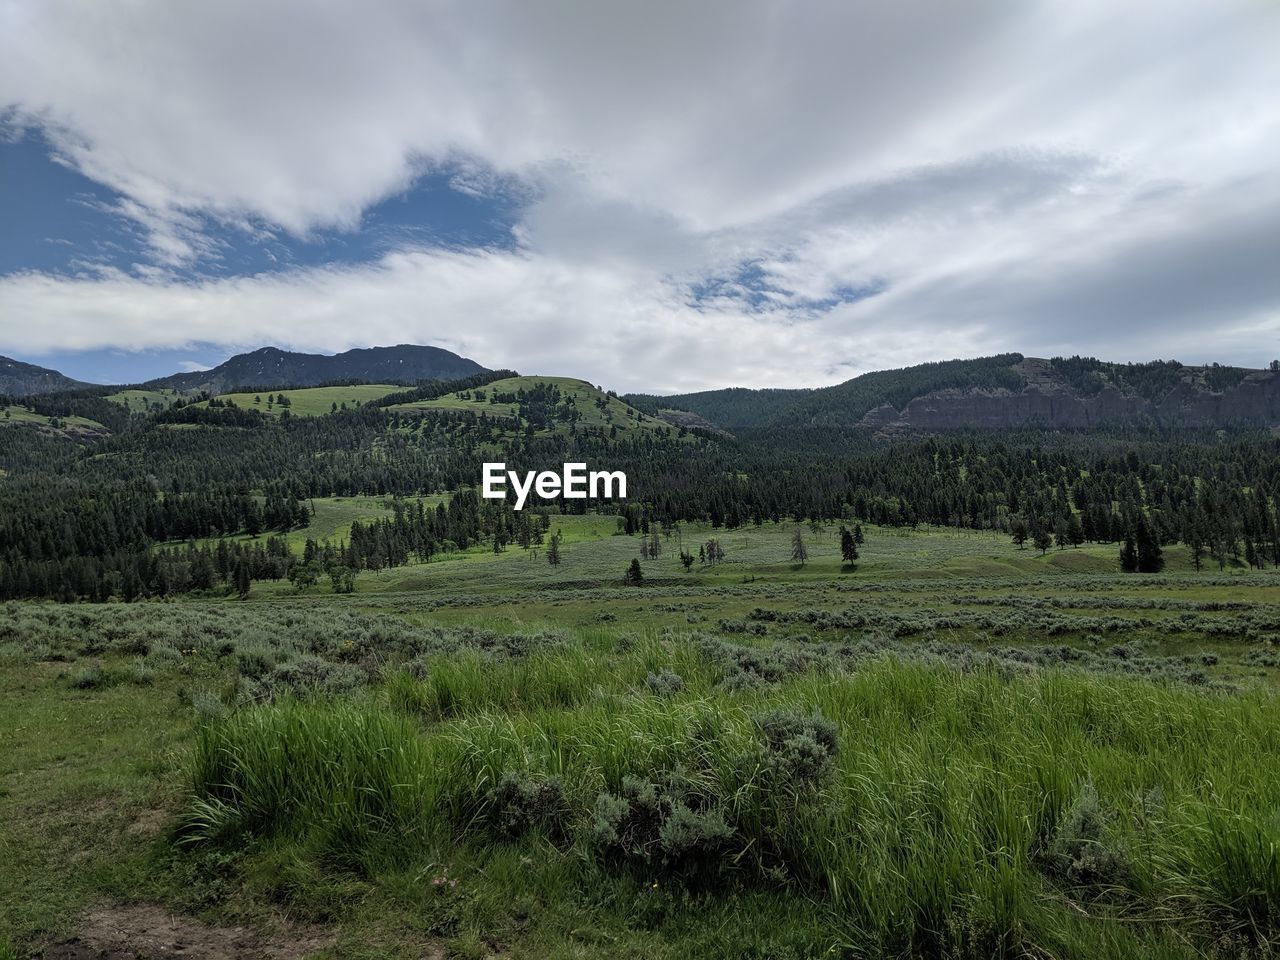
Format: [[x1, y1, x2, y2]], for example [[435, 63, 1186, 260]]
[[1, 1, 1278, 390]]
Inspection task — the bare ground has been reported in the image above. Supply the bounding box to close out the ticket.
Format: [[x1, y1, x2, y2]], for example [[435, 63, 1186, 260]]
[[39, 904, 335, 960]]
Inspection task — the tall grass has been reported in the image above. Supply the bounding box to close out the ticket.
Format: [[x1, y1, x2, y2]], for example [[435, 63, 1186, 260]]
[[186, 656, 1280, 957]]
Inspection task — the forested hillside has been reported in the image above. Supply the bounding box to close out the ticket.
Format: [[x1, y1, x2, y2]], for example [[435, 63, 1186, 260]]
[[631, 354, 1280, 431], [0, 354, 87, 396]]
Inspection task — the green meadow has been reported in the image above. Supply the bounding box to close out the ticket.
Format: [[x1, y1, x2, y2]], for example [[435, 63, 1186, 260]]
[[197, 384, 404, 418], [389, 375, 679, 438], [4, 518, 1280, 958], [104, 388, 187, 412]]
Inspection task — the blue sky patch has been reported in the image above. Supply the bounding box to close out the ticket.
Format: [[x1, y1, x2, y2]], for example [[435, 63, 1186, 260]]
[[0, 127, 526, 281]]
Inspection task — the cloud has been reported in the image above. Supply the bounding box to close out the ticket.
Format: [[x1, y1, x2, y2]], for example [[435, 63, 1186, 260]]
[[1, 0, 1279, 386]]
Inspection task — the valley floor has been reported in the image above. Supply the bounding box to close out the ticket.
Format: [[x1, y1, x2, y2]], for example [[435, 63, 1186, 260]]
[[3, 521, 1279, 959]]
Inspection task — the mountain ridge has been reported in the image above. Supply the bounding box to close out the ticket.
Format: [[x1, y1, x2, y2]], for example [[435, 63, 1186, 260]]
[[0, 355, 89, 397], [627, 354, 1280, 432], [145, 344, 487, 393], [6, 347, 1280, 433]]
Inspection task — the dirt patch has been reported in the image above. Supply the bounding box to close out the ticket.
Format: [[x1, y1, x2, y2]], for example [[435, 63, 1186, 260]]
[[41, 904, 334, 959], [124, 808, 169, 838]]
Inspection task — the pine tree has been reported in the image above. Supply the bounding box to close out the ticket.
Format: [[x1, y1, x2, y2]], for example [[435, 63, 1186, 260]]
[[625, 558, 644, 585], [234, 557, 251, 598], [791, 527, 808, 566], [546, 530, 562, 566], [1120, 533, 1138, 573], [646, 531, 662, 559], [839, 525, 859, 565], [1011, 517, 1029, 550], [1134, 516, 1164, 572], [1054, 520, 1069, 550]]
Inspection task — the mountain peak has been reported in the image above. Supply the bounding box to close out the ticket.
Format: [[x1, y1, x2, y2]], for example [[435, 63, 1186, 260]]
[[147, 344, 488, 393]]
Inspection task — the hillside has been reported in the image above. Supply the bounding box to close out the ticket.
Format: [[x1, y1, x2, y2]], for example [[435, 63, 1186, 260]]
[[0, 355, 87, 397], [0, 403, 108, 439], [626, 385, 812, 428], [625, 355, 1025, 427], [192, 383, 404, 418], [389, 375, 681, 439], [630, 354, 1280, 432], [146, 344, 486, 393]]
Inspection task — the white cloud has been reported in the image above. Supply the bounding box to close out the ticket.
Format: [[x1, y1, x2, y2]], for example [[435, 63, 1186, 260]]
[[1, 0, 1279, 387]]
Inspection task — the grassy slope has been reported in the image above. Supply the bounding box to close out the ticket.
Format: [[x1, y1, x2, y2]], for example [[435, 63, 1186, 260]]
[[103, 388, 186, 412], [193, 384, 403, 418], [390, 376, 677, 438], [0, 404, 107, 436]]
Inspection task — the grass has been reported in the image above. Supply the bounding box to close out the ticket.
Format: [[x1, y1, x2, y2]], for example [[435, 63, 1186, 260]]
[[166, 494, 447, 553], [0, 405, 107, 436], [389, 375, 681, 438], [4, 522, 1280, 957], [194, 384, 404, 418], [103, 388, 186, 412], [186, 659, 1280, 958], [0, 660, 189, 946]]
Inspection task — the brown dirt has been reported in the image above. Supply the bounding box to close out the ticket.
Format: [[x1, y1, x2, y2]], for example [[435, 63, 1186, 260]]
[[40, 904, 335, 960]]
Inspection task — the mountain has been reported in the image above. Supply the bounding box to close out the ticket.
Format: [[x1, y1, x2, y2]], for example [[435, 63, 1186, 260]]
[[148, 344, 487, 393], [0, 355, 88, 397], [628, 354, 1280, 432]]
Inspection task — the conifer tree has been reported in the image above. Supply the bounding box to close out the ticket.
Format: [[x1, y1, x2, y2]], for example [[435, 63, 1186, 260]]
[[625, 558, 644, 584], [791, 527, 808, 566], [839, 526, 859, 565], [1120, 533, 1139, 573]]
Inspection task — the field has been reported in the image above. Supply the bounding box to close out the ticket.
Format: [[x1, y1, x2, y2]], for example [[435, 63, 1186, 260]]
[[195, 384, 404, 418], [3, 521, 1280, 959], [389, 376, 679, 438]]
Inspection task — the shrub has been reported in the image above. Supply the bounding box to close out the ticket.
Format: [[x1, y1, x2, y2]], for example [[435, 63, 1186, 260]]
[[645, 669, 685, 696], [591, 772, 737, 880], [755, 709, 839, 787], [480, 771, 570, 841], [70, 663, 106, 689], [130, 658, 156, 686], [234, 644, 281, 679], [1041, 780, 1129, 892], [191, 687, 226, 722], [263, 656, 364, 699]]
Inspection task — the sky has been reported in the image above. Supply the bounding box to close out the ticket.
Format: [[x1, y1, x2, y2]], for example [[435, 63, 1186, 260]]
[[1, 1, 1278, 391]]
